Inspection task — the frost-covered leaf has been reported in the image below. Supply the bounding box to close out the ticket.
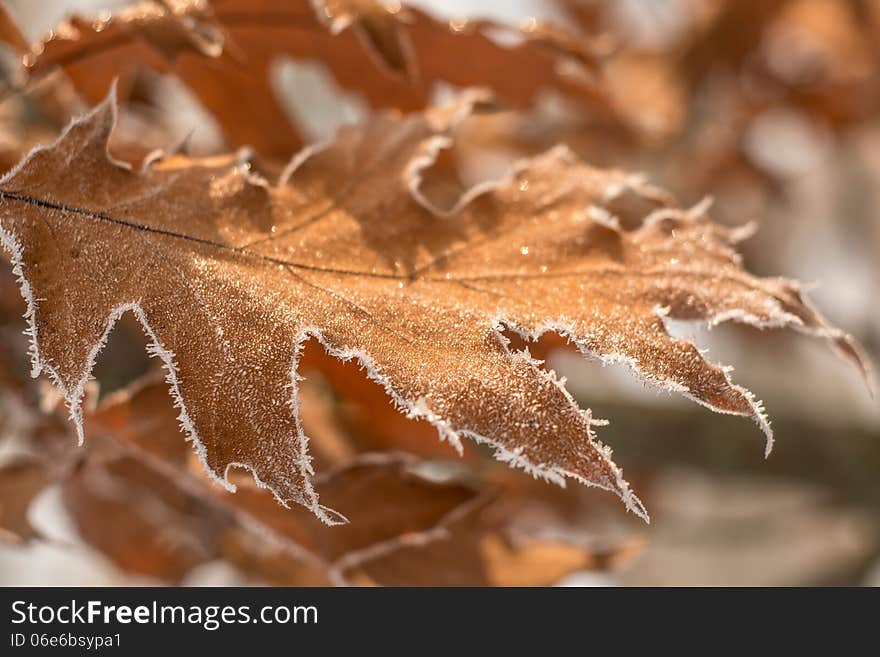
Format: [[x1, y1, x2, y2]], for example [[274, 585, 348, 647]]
[[24, 0, 615, 158], [0, 89, 866, 524]]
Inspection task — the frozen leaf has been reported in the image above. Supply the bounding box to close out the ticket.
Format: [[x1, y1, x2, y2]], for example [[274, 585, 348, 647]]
[[25, 0, 615, 157], [0, 90, 866, 525]]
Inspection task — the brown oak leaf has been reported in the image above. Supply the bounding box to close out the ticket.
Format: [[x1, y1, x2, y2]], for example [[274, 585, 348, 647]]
[[0, 5, 26, 55], [0, 460, 52, 543], [342, 501, 643, 587], [24, 0, 616, 158], [0, 89, 866, 524], [0, 360, 488, 584], [63, 445, 479, 585]]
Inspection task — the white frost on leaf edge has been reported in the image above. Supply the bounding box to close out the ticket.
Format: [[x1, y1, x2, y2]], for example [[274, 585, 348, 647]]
[[0, 126, 739, 528], [503, 311, 776, 458], [1, 84, 868, 529], [0, 91, 344, 525], [489, 317, 649, 521], [0, 230, 341, 526], [0, 92, 649, 525], [295, 327, 650, 523]]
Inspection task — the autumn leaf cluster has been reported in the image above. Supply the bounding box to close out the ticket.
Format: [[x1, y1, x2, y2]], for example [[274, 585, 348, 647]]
[[0, 0, 872, 585]]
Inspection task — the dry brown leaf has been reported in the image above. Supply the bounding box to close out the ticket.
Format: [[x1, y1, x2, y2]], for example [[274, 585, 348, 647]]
[[0, 310, 81, 543], [87, 375, 479, 570], [676, 0, 880, 130], [224, 453, 478, 574], [0, 4, 27, 54], [1, 300, 641, 587], [64, 452, 231, 582], [679, 0, 790, 90], [72, 438, 615, 586], [52, 437, 476, 585], [342, 490, 643, 587], [0, 456, 61, 547], [0, 339, 78, 544], [0, 459, 52, 543], [25, 0, 615, 158], [35, 375, 486, 584], [0, 89, 866, 525], [63, 447, 478, 585], [83, 371, 474, 582]]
